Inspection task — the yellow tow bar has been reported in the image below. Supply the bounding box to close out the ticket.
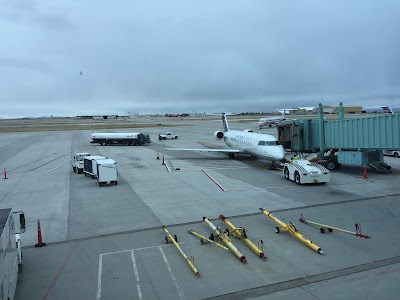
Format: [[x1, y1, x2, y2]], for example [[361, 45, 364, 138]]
[[188, 229, 230, 251], [299, 214, 371, 238], [203, 217, 247, 263], [259, 208, 324, 254], [162, 225, 200, 276], [219, 215, 266, 259]]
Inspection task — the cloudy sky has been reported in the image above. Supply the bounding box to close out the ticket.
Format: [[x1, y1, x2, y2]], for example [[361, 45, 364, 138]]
[[1, 0, 400, 118]]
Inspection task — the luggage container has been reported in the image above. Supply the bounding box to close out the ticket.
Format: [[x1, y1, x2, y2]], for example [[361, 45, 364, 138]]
[[96, 159, 118, 187], [83, 156, 106, 179]]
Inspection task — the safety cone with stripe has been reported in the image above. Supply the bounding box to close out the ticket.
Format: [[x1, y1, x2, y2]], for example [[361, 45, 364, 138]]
[[363, 166, 368, 179], [35, 219, 46, 247]]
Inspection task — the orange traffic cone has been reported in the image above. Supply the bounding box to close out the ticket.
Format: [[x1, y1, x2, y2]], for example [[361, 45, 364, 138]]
[[35, 219, 46, 247], [3, 168, 7, 179], [363, 167, 368, 179]]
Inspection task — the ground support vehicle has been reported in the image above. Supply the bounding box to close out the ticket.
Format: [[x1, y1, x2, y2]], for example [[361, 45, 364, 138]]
[[72, 152, 90, 174], [83, 156, 106, 179], [90, 133, 149, 146], [0, 209, 25, 300], [383, 150, 400, 158], [96, 159, 118, 187], [159, 132, 180, 140], [283, 159, 330, 185]]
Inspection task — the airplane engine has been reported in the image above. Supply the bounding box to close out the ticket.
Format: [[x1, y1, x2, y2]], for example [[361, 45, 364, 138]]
[[214, 131, 224, 140]]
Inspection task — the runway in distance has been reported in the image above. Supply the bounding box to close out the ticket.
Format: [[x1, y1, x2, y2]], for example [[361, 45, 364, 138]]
[[164, 113, 285, 163], [257, 109, 287, 128]]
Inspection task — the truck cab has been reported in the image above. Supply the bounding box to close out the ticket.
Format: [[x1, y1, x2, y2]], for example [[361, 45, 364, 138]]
[[72, 152, 90, 174]]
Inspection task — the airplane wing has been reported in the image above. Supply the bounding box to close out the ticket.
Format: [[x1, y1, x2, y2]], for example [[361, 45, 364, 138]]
[[164, 147, 242, 153]]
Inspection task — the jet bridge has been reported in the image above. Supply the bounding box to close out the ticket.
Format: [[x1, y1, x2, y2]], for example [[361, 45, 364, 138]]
[[277, 103, 400, 172]]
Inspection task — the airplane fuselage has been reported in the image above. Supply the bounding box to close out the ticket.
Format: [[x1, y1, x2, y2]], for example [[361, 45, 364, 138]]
[[224, 130, 285, 161], [258, 116, 285, 128]]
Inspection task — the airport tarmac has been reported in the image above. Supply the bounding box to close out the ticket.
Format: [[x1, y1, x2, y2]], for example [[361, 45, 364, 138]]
[[0, 116, 399, 299]]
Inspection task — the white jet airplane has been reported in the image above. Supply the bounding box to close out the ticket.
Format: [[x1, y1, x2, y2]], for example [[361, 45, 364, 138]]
[[257, 110, 287, 129], [164, 113, 285, 163]]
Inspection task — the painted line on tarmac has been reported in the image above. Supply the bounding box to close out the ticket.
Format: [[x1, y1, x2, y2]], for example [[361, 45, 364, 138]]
[[42, 241, 79, 300], [202, 169, 226, 191], [131, 250, 143, 300], [159, 246, 185, 300]]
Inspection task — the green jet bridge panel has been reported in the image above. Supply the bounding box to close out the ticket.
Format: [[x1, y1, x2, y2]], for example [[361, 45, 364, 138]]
[[277, 103, 400, 172]]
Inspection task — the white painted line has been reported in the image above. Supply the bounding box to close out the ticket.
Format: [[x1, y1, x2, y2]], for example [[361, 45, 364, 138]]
[[202, 169, 226, 191], [165, 161, 171, 172], [131, 250, 143, 300], [159, 246, 185, 300], [96, 254, 103, 300], [47, 159, 72, 173], [100, 240, 197, 256]]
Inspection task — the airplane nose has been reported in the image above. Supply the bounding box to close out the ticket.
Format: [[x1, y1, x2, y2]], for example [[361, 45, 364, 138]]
[[275, 146, 285, 161]]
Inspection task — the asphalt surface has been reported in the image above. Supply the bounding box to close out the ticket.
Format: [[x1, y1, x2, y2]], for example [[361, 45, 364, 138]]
[[0, 116, 399, 300]]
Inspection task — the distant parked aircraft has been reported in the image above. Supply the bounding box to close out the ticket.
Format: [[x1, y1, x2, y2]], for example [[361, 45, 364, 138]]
[[257, 110, 287, 129]]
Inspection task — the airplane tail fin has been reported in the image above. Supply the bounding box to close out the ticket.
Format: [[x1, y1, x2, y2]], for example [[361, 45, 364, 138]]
[[222, 113, 229, 132]]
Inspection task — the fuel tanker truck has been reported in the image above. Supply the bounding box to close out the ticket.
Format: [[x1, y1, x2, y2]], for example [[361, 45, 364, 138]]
[[90, 132, 151, 146]]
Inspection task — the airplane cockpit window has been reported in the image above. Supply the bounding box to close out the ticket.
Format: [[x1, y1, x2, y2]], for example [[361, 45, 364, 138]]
[[258, 141, 265, 145]]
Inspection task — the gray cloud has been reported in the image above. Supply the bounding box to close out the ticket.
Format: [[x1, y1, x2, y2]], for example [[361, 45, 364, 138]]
[[1, 0, 400, 118]]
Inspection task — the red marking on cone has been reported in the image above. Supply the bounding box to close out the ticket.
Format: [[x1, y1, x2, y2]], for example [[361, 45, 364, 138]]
[[35, 219, 47, 247], [3, 168, 7, 179], [363, 167, 368, 179]]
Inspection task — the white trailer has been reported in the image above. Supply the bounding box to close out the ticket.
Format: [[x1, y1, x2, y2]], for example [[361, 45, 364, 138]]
[[72, 152, 90, 174], [83, 156, 106, 179], [96, 159, 118, 187], [283, 159, 330, 185], [0, 209, 25, 300], [90, 132, 149, 146]]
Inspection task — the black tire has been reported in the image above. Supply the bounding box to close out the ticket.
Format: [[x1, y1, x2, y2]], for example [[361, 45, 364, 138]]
[[294, 171, 301, 185], [99, 182, 102, 187], [163, 137, 167, 140], [320, 228, 325, 234], [326, 161, 336, 170], [175, 136, 178, 139], [115, 181, 118, 185], [395, 152, 399, 158], [328, 228, 333, 232], [284, 167, 290, 180], [84, 172, 87, 177], [275, 227, 280, 234], [92, 175, 95, 179]]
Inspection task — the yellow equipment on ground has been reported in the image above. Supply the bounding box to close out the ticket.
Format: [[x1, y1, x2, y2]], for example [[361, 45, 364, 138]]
[[259, 208, 324, 254], [162, 225, 200, 276], [188, 229, 230, 251], [219, 215, 266, 259], [203, 217, 247, 263], [299, 214, 371, 238]]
